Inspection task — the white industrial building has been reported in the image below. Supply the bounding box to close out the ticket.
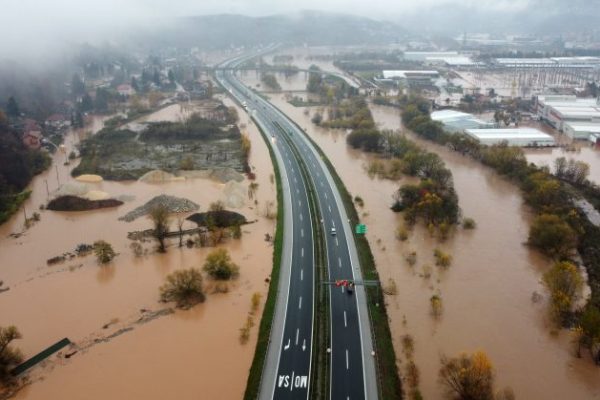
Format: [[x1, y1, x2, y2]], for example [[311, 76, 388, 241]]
[[495, 57, 600, 68], [563, 122, 600, 140], [431, 110, 496, 133], [536, 95, 600, 133], [465, 128, 556, 147], [380, 70, 440, 86], [403, 51, 459, 62]]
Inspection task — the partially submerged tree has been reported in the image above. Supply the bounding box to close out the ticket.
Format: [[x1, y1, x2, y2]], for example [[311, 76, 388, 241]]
[[0, 326, 23, 385], [575, 305, 600, 363], [203, 248, 239, 280], [150, 204, 171, 253], [439, 351, 495, 400], [93, 240, 116, 264], [160, 268, 205, 308], [543, 260, 583, 323]]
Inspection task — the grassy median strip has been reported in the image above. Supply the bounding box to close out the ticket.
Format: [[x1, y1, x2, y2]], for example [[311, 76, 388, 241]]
[[243, 121, 285, 400]]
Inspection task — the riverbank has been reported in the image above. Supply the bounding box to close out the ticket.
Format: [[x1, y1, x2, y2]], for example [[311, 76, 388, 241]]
[[249, 79, 600, 398]]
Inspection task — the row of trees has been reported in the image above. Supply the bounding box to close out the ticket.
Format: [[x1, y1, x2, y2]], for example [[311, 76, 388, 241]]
[[398, 95, 600, 364]]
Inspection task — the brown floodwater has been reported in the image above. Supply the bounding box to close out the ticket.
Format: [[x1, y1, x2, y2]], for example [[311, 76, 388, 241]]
[[524, 145, 600, 186], [255, 86, 600, 399], [0, 102, 277, 399]]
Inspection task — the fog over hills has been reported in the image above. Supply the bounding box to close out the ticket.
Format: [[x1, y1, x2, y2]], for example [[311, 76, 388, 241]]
[[133, 11, 407, 48]]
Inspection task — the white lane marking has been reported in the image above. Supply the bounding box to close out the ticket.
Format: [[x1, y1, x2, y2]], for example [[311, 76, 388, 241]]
[[301, 269, 304, 281], [341, 286, 345, 293], [320, 181, 324, 187], [301, 228, 304, 237], [284, 338, 290, 350], [299, 213, 303, 221], [338, 257, 342, 268], [332, 220, 335, 227], [298, 296, 302, 309], [301, 248, 304, 257], [298, 200, 301, 206], [346, 349, 349, 370], [344, 311, 347, 327], [296, 189, 300, 194], [324, 193, 328, 200], [336, 238, 339, 247], [328, 205, 331, 212], [295, 328, 299, 345], [294, 177, 297, 183]]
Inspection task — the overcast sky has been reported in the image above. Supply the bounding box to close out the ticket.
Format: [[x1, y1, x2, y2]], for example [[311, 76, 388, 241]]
[[0, 0, 539, 61]]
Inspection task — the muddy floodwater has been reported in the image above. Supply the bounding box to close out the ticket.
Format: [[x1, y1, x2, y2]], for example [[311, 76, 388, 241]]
[[0, 101, 276, 399], [525, 145, 600, 186], [249, 79, 600, 399]]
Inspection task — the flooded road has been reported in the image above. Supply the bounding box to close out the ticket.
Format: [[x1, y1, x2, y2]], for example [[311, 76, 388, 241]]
[[0, 102, 276, 399], [254, 84, 600, 399]]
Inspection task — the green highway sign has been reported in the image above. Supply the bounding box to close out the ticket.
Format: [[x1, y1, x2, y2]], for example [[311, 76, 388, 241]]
[[355, 224, 367, 234]]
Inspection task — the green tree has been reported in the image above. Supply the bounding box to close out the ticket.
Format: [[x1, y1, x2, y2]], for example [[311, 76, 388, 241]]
[[160, 268, 205, 308], [203, 248, 239, 280], [439, 351, 495, 400], [150, 204, 170, 253], [529, 214, 577, 258], [93, 240, 116, 264], [0, 326, 23, 385], [6, 97, 20, 118]]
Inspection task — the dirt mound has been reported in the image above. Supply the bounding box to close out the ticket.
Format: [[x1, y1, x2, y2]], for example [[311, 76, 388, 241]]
[[210, 168, 244, 183], [119, 194, 199, 222], [47, 195, 123, 211], [138, 170, 178, 183], [75, 174, 104, 183], [83, 190, 111, 201], [54, 182, 89, 198], [222, 181, 246, 209]]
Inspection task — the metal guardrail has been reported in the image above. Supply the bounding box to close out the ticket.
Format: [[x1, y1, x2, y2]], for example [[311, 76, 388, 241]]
[[12, 338, 71, 376]]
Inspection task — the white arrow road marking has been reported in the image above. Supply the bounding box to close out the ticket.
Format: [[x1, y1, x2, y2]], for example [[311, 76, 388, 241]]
[[284, 338, 290, 351], [346, 349, 349, 370], [298, 296, 302, 309], [302, 339, 306, 351], [344, 311, 347, 327], [295, 328, 299, 345], [324, 193, 328, 199]]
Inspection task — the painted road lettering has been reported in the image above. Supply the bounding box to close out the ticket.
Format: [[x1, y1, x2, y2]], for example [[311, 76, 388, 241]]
[[278, 374, 309, 389]]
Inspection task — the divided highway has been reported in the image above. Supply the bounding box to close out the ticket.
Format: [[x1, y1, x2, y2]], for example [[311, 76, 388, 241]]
[[216, 51, 378, 400]]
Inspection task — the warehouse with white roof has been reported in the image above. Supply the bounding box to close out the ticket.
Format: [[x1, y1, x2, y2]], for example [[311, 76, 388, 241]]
[[431, 110, 496, 133], [465, 128, 556, 147]]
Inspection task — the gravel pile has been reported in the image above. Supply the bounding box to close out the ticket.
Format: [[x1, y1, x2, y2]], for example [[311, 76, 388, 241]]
[[119, 194, 199, 222], [222, 181, 246, 209], [138, 170, 177, 183]]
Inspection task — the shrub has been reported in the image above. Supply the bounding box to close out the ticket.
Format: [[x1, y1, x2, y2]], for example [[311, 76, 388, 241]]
[[396, 225, 409, 241], [430, 295, 443, 317], [434, 249, 452, 268], [160, 268, 205, 308], [93, 240, 116, 264], [439, 351, 495, 400], [463, 217, 476, 229], [0, 326, 23, 385], [203, 248, 239, 280], [405, 251, 417, 266], [529, 214, 577, 259]]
